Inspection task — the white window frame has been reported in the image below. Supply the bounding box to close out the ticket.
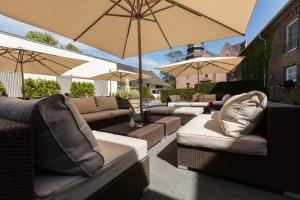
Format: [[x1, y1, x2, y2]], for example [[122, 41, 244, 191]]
[[286, 65, 297, 82], [286, 18, 299, 53]]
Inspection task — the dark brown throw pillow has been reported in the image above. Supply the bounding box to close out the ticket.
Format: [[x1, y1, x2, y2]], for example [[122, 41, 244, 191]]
[[0, 95, 104, 176]]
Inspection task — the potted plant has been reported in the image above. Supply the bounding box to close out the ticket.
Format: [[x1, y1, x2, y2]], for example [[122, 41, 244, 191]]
[[128, 107, 136, 127], [280, 80, 295, 88]]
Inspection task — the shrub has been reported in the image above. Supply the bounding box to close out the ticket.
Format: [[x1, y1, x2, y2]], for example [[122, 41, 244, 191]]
[[0, 81, 4, 96], [143, 86, 151, 98], [161, 80, 260, 103], [24, 78, 61, 99], [70, 82, 95, 97], [115, 89, 139, 100]]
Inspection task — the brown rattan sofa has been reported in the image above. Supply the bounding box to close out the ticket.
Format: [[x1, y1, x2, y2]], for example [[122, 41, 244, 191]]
[[177, 102, 300, 196], [71, 96, 130, 129], [0, 95, 149, 200]]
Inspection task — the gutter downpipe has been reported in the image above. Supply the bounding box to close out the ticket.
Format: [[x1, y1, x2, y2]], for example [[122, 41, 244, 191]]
[[259, 34, 267, 88]]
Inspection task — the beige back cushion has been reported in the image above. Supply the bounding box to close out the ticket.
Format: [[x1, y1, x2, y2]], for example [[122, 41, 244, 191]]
[[95, 96, 119, 111], [203, 94, 216, 102], [170, 95, 180, 102], [218, 91, 267, 138], [71, 97, 98, 114]]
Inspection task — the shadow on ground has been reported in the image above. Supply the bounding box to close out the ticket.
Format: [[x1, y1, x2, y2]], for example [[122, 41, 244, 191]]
[[142, 189, 181, 200], [157, 139, 177, 167]]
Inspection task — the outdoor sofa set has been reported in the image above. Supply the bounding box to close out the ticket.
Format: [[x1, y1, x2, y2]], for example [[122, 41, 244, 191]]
[[1, 91, 300, 200], [0, 95, 150, 200]]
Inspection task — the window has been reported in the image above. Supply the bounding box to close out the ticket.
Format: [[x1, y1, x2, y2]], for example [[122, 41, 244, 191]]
[[286, 66, 297, 82], [286, 18, 298, 52]]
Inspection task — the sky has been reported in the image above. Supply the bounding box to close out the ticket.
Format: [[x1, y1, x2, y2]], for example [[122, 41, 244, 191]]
[[0, 0, 290, 76]]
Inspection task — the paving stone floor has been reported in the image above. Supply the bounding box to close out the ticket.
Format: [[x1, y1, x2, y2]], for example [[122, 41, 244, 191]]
[[141, 133, 289, 200]]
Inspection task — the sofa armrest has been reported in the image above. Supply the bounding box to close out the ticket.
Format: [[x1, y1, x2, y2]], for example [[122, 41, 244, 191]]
[[266, 102, 300, 158], [0, 118, 33, 200]]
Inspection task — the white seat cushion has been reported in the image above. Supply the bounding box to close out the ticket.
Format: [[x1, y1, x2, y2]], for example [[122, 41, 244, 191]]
[[34, 132, 147, 200], [174, 107, 204, 116], [189, 102, 210, 107], [168, 101, 189, 107], [177, 112, 267, 156]]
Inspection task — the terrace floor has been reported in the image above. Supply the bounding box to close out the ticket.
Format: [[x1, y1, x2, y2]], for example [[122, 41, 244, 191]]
[[141, 133, 289, 200]]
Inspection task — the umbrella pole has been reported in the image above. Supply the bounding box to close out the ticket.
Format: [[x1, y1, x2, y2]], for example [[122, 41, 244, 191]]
[[18, 50, 25, 99], [197, 68, 200, 91], [137, 16, 144, 122]]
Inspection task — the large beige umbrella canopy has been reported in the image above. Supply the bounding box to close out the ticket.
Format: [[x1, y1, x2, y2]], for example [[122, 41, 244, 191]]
[[156, 56, 244, 88], [92, 70, 151, 82], [0, 46, 86, 97], [0, 0, 256, 115]]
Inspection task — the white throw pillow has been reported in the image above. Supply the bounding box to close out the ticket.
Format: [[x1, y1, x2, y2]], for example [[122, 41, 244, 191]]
[[218, 91, 267, 138]]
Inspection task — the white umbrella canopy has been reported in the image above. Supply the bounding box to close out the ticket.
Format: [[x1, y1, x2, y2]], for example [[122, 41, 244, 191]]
[[0, 46, 87, 97], [156, 56, 244, 87], [0, 0, 256, 116], [91, 70, 151, 82], [156, 56, 244, 77]]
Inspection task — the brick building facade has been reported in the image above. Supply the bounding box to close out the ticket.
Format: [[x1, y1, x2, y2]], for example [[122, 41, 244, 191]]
[[239, 0, 300, 104], [267, 0, 300, 104]]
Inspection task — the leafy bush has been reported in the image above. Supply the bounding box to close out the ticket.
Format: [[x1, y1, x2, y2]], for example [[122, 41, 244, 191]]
[[70, 82, 95, 97], [280, 80, 295, 88], [161, 80, 259, 103], [24, 78, 61, 99], [143, 86, 151, 98], [0, 81, 4, 96], [115, 89, 139, 100]]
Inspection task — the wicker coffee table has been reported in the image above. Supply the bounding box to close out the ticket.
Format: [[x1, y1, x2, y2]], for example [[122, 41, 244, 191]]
[[136, 115, 181, 136], [100, 122, 164, 149]]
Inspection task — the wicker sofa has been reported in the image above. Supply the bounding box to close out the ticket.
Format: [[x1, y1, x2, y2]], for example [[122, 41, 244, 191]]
[[177, 102, 300, 195], [0, 95, 149, 200], [71, 96, 130, 129]]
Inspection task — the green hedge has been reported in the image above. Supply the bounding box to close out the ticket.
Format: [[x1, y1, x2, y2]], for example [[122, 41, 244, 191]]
[[24, 78, 61, 99], [0, 81, 4, 96], [70, 81, 95, 97], [161, 80, 259, 103]]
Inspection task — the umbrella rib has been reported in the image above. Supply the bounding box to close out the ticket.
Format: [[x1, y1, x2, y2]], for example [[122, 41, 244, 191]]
[[141, 18, 156, 23], [32, 54, 73, 70], [144, 0, 172, 49], [165, 0, 245, 36], [124, 0, 137, 15], [109, 0, 132, 14], [175, 63, 193, 77], [206, 61, 233, 72], [106, 13, 132, 18], [213, 60, 239, 67], [26, 53, 60, 76], [0, 54, 18, 63], [143, 4, 175, 18], [74, 0, 123, 41], [141, 0, 161, 17], [128, 74, 139, 80], [122, 0, 136, 59]]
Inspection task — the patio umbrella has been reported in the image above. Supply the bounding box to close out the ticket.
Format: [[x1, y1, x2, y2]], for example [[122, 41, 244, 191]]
[[155, 56, 244, 89], [0, 0, 256, 115], [0, 46, 86, 97], [91, 69, 151, 82], [91, 69, 151, 89]]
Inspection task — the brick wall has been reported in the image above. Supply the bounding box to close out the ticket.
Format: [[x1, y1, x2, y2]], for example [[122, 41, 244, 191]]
[[267, 0, 300, 103]]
